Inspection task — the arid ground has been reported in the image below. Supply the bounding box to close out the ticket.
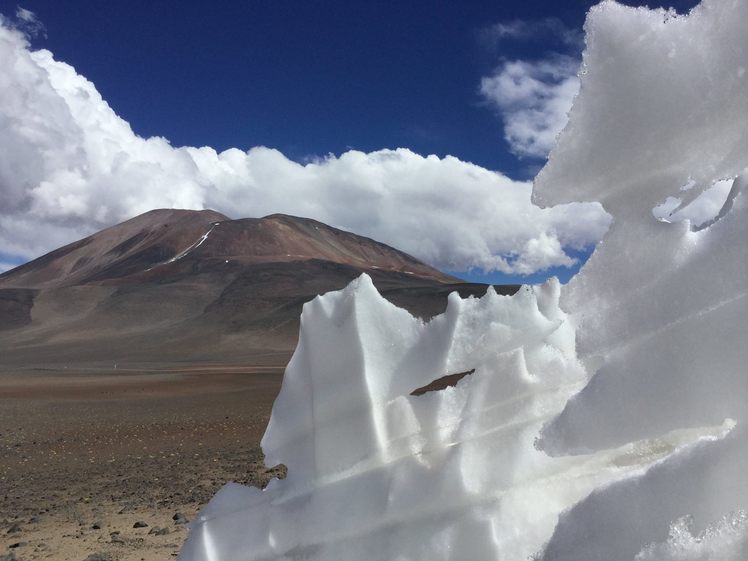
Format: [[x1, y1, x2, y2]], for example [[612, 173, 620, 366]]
[[0, 210, 518, 561], [0, 361, 288, 561]]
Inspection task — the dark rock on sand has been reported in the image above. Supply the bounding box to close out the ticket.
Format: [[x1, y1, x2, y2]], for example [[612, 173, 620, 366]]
[[84, 553, 112, 561]]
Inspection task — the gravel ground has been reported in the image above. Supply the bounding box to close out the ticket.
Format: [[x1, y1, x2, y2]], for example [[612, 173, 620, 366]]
[[0, 365, 286, 561]]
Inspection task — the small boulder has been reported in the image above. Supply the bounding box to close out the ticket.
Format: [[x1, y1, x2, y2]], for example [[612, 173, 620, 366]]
[[110, 531, 125, 544]]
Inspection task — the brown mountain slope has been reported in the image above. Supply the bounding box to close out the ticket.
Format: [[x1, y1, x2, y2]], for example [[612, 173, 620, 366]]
[[0, 209, 453, 289], [0, 209, 230, 289], [0, 209, 518, 368]]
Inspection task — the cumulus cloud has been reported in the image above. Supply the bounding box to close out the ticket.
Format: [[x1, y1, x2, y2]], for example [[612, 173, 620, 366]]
[[0, 19, 610, 276], [478, 16, 582, 160], [480, 55, 580, 159]]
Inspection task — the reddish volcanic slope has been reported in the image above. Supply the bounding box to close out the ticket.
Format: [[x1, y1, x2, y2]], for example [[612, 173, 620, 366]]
[[0, 209, 517, 367], [0, 209, 230, 289], [0, 209, 454, 289]]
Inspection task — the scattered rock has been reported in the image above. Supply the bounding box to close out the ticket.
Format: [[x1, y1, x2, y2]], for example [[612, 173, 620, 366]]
[[0, 552, 17, 561], [110, 531, 125, 544], [172, 512, 188, 525], [84, 554, 112, 561], [8, 542, 26, 549], [6, 523, 22, 534], [91, 521, 102, 530], [133, 520, 148, 528], [148, 526, 170, 536], [27, 516, 39, 524]]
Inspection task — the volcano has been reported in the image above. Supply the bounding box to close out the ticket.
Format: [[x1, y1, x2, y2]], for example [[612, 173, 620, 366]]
[[0, 209, 517, 368]]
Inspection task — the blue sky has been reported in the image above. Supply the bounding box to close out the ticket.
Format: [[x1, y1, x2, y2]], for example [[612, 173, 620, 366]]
[[0, 0, 701, 283]]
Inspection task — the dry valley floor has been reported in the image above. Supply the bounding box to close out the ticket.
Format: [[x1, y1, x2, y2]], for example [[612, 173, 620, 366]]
[[0, 363, 287, 561]]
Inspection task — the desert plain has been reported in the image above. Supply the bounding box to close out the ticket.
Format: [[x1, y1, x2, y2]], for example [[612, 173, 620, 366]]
[[0, 360, 288, 561]]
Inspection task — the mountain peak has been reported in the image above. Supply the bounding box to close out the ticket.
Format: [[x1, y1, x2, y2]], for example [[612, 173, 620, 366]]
[[0, 209, 456, 289], [0, 210, 514, 366]]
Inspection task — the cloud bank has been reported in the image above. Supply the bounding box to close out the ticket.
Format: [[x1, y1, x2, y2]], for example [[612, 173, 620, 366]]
[[0, 15, 611, 276]]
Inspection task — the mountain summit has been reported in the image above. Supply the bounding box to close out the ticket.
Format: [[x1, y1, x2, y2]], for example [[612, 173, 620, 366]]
[[0, 209, 454, 289], [0, 209, 515, 367]]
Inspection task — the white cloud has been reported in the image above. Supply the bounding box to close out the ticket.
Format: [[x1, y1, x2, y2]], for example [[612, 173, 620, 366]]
[[480, 18, 583, 50], [11, 6, 46, 38], [480, 55, 580, 159], [0, 19, 610, 276]]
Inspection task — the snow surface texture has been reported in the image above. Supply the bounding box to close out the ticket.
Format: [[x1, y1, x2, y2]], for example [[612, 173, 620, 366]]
[[635, 512, 748, 561], [180, 276, 729, 561], [180, 0, 747, 559], [531, 0, 748, 558]]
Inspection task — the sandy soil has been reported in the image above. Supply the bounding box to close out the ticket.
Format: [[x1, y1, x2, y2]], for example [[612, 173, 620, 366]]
[[0, 364, 287, 561]]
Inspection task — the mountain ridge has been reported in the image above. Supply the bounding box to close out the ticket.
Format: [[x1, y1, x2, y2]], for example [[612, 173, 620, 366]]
[[0, 209, 517, 367], [0, 209, 456, 289]]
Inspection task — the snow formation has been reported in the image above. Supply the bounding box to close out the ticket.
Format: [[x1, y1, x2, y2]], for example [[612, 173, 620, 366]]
[[180, 0, 747, 559]]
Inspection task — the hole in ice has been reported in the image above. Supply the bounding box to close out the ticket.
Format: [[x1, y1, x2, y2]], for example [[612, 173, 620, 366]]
[[652, 177, 735, 230], [410, 369, 475, 396]]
